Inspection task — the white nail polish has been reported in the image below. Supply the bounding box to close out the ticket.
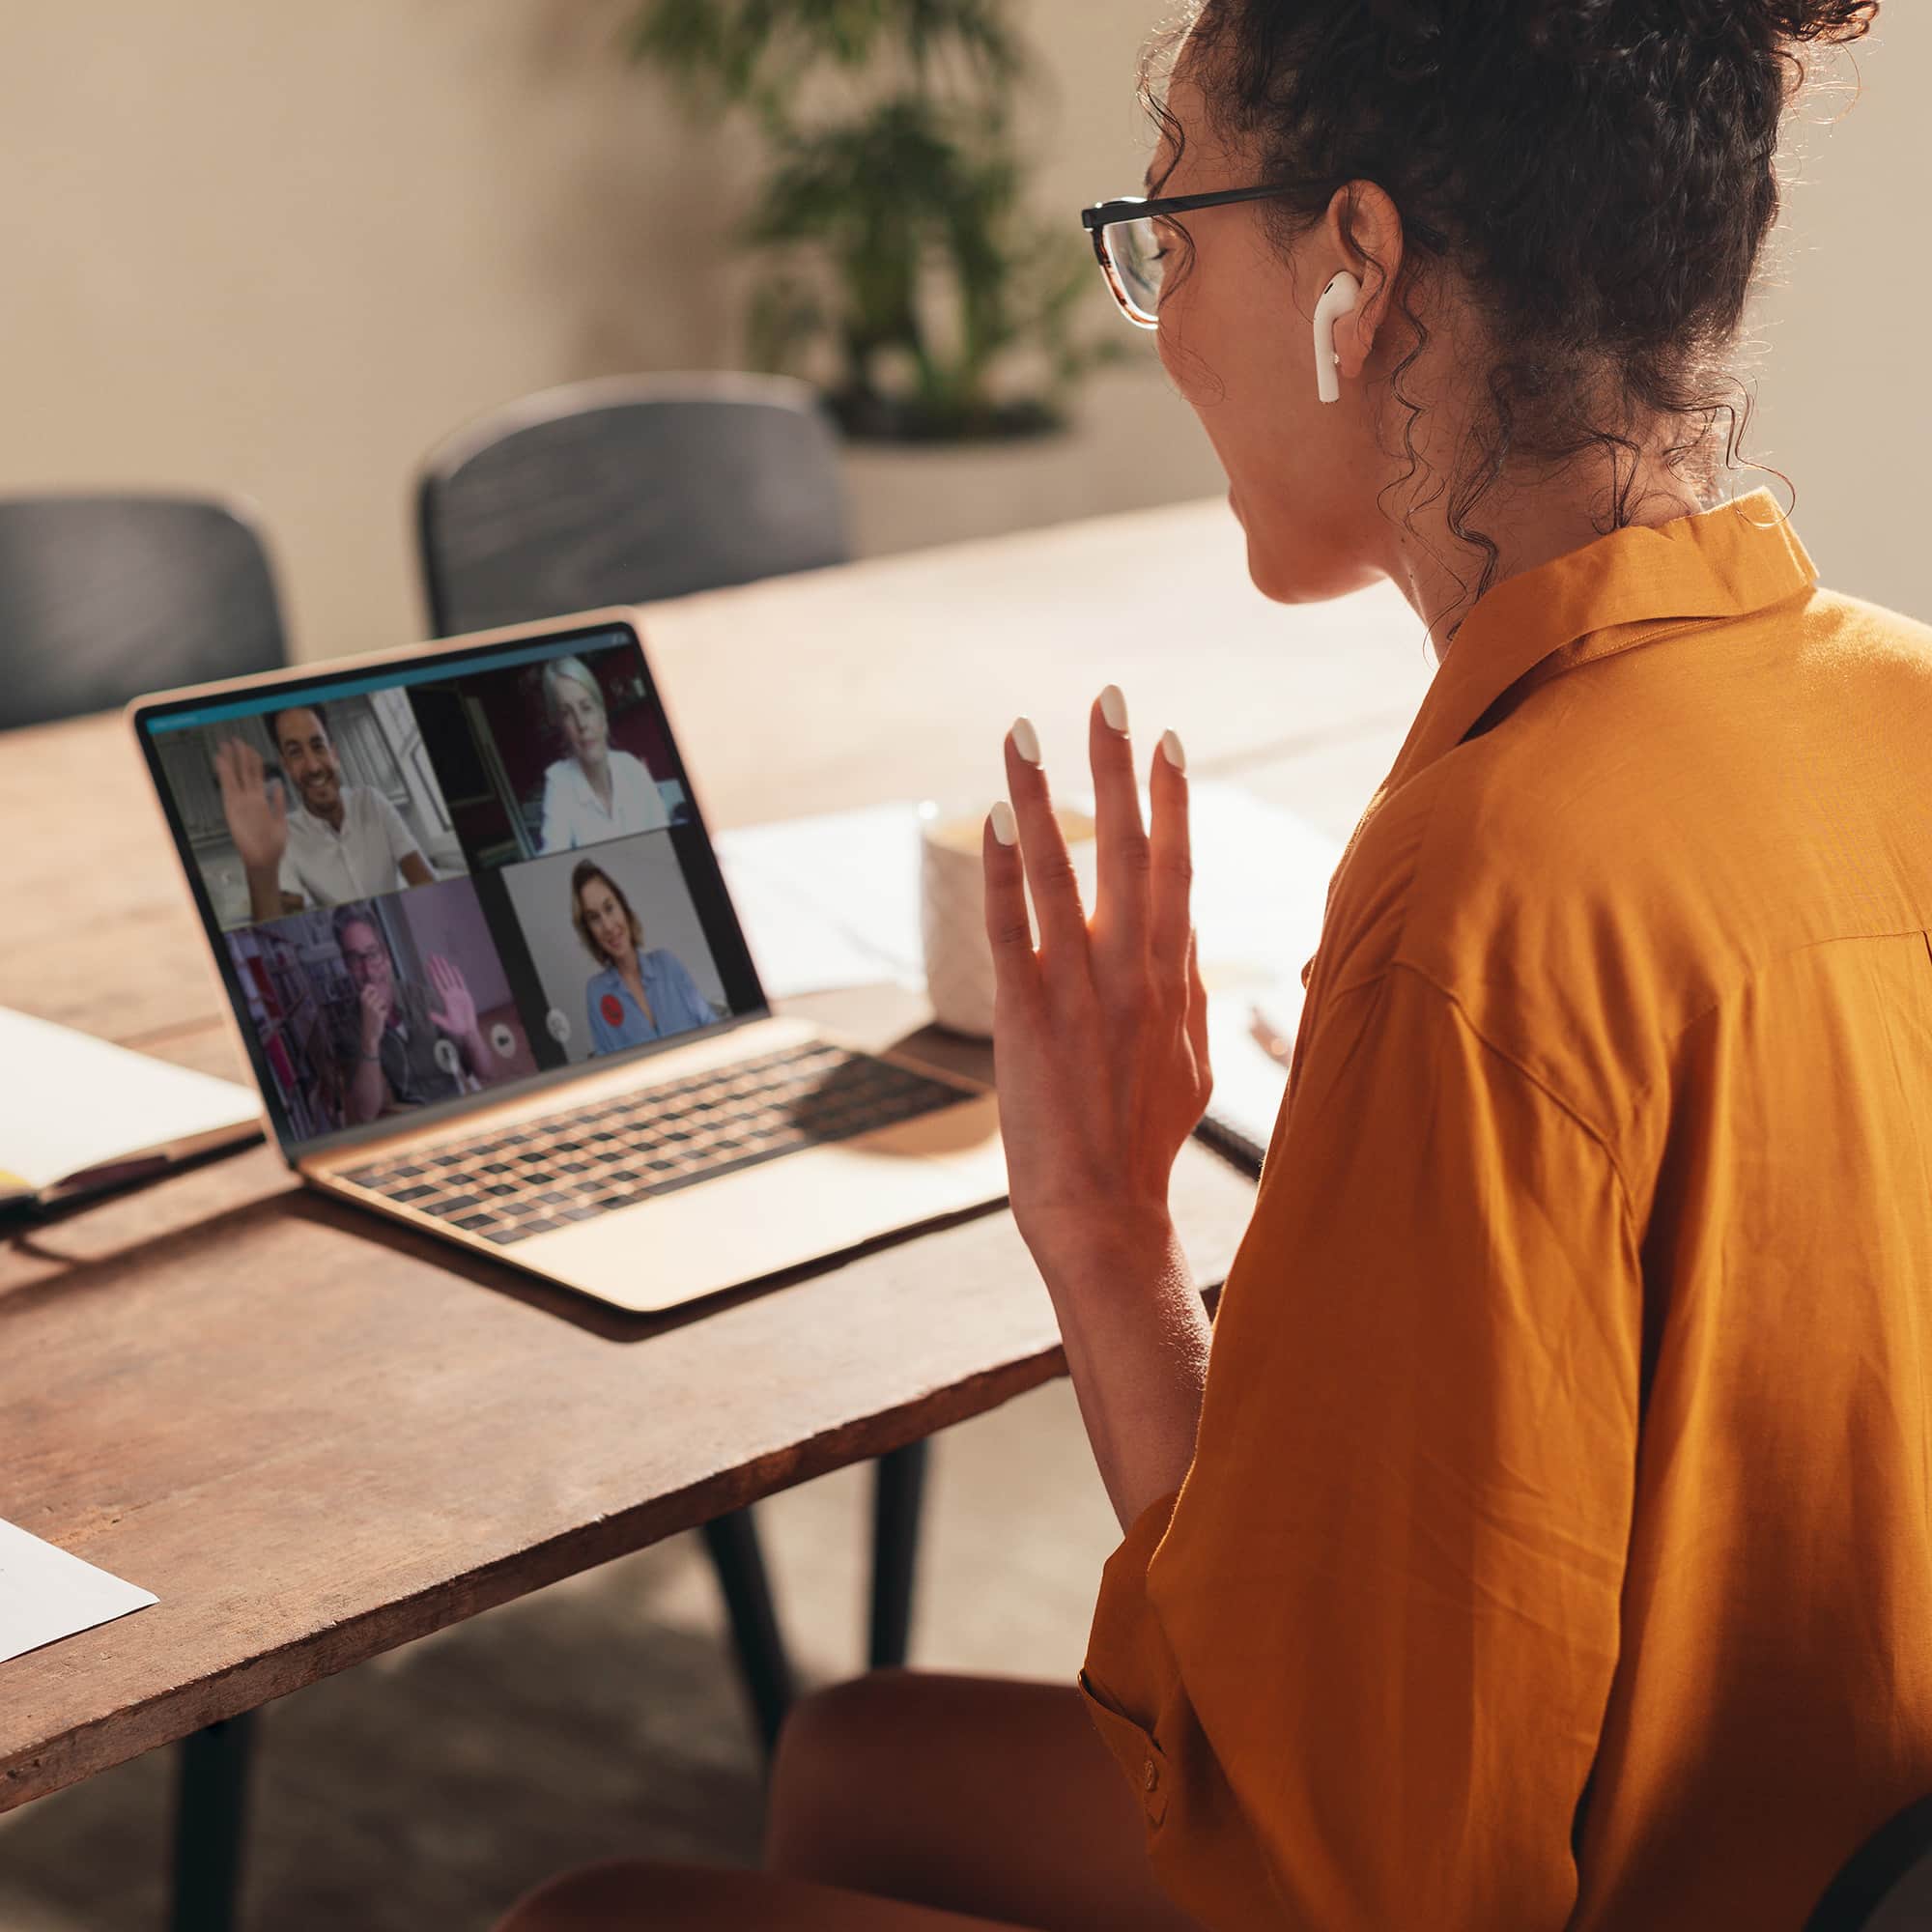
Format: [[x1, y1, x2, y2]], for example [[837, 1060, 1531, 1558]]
[[1010, 717, 1041, 765], [1100, 685, 1128, 732], [990, 800, 1018, 845], [1160, 728, 1187, 773]]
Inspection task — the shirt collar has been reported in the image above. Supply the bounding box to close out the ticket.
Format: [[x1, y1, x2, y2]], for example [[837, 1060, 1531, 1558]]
[[291, 781, 357, 834], [1300, 489, 1818, 993], [1381, 486, 1817, 792]]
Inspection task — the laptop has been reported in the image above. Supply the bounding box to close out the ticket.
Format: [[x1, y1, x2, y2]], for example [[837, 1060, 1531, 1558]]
[[129, 608, 1008, 1313]]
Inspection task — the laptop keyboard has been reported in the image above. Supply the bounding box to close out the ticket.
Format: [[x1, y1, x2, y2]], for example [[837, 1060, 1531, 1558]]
[[338, 1039, 971, 1247]]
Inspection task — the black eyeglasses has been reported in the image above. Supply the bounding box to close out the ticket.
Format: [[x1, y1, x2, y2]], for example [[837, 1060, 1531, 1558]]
[[1080, 184, 1446, 328]]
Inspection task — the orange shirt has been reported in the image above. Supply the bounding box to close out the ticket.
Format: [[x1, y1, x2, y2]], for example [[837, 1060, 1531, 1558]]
[[1081, 489, 1932, 1929]]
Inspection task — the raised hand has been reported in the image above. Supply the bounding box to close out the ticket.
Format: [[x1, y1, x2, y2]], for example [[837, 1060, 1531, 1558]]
[[426, 953, 479, 1041], [213, 737, 289, 873], [357, 981, 391, 1056], [980, 688, 1210, 1273]]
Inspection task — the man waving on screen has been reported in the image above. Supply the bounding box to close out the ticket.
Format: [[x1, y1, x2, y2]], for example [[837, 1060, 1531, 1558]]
[[328, 908, 494, 1124], [214, 702, 435, 923]]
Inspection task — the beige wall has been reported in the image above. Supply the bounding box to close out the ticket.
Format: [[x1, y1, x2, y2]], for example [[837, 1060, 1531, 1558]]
[[0, 3, 1919, 667], [3, 1, 760, 658], [1748, 9, 1925, 620]]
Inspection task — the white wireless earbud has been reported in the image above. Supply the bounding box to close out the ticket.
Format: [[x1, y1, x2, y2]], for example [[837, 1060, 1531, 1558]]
[[1313, 270, 1362, 405]]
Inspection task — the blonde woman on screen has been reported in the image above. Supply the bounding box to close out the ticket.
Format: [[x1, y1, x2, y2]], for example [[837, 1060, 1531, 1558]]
[[536, 656, 668, 853], [498, 3, 1931, 1929]]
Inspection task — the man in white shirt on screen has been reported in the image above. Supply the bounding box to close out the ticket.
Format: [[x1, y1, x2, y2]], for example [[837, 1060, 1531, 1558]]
[[213, 702, 436, 923]]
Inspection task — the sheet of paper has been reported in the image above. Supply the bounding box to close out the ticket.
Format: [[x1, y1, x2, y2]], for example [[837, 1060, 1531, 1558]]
[[1202, 977, 1309, 1163], [1189, 781, 1341, 990], [715, 803, 926, 999], [0, 1007, 262, 1197], [0, 1518, 156, 1666], [714, 781, 1342, 1006]]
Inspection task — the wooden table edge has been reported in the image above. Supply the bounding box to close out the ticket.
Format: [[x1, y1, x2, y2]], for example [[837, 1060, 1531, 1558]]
[[0, 1345, 1075, 1817]]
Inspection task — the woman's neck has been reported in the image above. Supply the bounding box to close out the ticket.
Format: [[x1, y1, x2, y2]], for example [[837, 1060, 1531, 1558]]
[[579, 749, 612, 807], [1378, 449, 1706, 664]]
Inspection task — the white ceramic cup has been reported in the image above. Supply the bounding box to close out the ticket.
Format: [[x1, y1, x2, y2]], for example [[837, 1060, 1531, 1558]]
[[919, 797, 1098, 1038]]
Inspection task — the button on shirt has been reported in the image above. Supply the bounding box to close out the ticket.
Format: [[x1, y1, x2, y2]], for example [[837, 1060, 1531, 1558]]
[[1078, 489, 1932, 1930], [584, 949, 717, 1054], [278, 785, 424, 907], [538, 751, 668, 854]]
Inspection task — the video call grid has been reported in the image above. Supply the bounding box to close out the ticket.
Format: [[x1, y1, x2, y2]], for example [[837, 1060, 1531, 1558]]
[[146, 633, 750, 1148]]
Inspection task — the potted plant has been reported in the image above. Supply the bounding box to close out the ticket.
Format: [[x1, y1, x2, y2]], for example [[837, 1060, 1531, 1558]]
[[626, 0, 1137, 548]]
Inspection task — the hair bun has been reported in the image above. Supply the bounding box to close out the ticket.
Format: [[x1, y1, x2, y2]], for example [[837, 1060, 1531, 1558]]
[[1736, 0, 1880, 40], [1517, 0, 1878, 58]]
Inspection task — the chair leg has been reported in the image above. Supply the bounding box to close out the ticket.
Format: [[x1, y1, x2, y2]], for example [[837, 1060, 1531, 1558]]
[[168, 1710, 257, 1932], [868, 1438, 930, 1669], [699, 1508, 795, 1757]]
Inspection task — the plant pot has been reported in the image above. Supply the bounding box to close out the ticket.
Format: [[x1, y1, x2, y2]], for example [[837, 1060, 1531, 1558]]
[[837, 365, 1231, 558]]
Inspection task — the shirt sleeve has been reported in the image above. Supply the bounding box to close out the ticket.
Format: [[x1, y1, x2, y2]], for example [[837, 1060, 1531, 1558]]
[[539, 766, 570, 855], [618, 753, 669, 834], [1080, 962, 1642, 1931], [658, 951, 715, 1032], [377, 791, 425, 877], [276, 839, 303, 902]]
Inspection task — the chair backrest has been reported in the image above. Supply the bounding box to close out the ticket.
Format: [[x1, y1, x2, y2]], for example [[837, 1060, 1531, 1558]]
[[1805, 1793, 1932, 1932], [0, 494, 288, 731], [415, 372, 852, 638]]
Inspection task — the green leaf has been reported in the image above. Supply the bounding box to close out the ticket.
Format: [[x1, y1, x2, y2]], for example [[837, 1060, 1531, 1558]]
[[623, 2, 1122, 434], [625, 0, 1021, 107]]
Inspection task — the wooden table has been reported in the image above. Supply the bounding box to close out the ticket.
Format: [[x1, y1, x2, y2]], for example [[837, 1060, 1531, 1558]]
[[0, 499, 1435, 1915]]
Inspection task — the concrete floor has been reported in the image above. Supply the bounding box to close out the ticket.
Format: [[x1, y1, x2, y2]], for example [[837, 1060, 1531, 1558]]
[[0, 1377, 1121, 1931]]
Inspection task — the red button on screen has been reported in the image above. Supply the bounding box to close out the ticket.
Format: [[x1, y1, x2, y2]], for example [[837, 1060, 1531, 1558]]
[[600, 993, 625, 1026]]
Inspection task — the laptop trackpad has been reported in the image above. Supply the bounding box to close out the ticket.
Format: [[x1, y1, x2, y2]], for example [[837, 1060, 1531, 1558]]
[[517, 1094, 1009, 1313]]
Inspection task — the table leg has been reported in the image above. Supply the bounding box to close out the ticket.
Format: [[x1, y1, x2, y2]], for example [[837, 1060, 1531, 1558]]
[[869, 1438, 929, 1670], [700, 1509, 795, 1757], [168, 1710, 257, 1932]]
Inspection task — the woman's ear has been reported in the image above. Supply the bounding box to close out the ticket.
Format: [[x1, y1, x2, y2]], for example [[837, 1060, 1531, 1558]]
[[1323, 183, 1405, 381]]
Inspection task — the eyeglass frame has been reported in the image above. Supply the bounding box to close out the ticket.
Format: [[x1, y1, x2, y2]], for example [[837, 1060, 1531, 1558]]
[[1080, 184, 1449, 329]]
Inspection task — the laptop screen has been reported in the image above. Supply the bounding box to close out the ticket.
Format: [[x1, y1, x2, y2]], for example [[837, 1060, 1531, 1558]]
[[134, 619, 767, 1156]]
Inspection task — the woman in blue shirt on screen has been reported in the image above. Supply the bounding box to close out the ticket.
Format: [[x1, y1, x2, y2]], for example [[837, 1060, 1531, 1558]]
[[571, 859, 716, 1054]]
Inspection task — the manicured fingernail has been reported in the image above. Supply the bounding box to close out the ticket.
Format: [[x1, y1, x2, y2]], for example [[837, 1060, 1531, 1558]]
[[1160, 728, 1187, 773], [1009, 717, 1041, 765], [990, 800, 1018, 845], [1099, 685, 1128, 733]]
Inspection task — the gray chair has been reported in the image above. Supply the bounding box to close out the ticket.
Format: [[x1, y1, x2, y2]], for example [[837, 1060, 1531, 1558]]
[[416, 372, 851, 635], [1805, 1792, 1932, 1931], [0, 493, 288, 1932], [0, 494, 286, 728], [415, 374, 929, 1755]]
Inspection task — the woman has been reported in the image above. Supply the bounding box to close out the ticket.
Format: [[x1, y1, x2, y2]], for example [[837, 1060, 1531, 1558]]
[[536, 656, 668, 853], [572, 860, 715, 1052], [500, 2, 1928, 1927]]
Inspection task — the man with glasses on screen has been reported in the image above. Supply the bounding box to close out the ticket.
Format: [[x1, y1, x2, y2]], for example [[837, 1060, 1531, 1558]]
[[330, 906, 493, 1124]]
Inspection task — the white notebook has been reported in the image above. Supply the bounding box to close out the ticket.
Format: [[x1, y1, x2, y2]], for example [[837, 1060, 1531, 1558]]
[[0, 1007, 262, 1208], [1185, 787, 1338, 1173], [1197, 970, 1311, 1174]]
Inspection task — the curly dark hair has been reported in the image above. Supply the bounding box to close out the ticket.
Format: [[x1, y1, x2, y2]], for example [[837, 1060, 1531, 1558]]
[[1150, 0, 1879, 641]]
